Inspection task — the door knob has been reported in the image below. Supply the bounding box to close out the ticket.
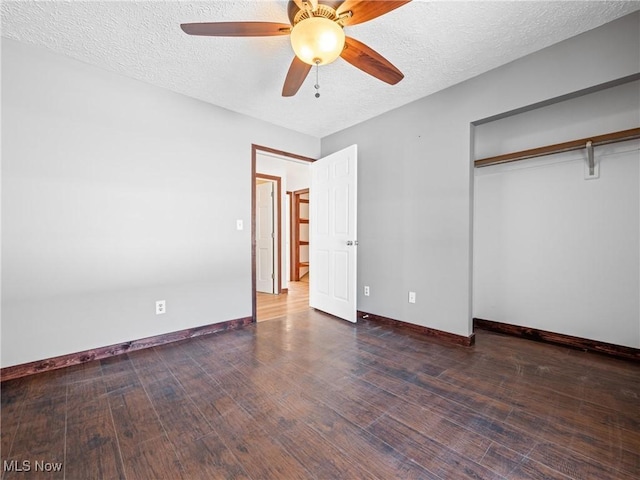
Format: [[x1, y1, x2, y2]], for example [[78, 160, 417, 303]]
[[346, 241, 353, 246]]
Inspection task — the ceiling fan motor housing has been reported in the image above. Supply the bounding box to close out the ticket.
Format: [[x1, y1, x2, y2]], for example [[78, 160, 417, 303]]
[[292, 3, 339, 24]]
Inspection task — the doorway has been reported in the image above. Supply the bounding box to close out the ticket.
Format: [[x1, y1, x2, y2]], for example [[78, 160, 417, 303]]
[[251, 145, 314, 322]]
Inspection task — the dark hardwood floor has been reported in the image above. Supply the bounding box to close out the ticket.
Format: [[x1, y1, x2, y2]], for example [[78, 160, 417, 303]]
[[1, 309, 639, 479]]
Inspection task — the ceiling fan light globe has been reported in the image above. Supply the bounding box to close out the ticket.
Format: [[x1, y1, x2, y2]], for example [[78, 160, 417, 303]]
[[290, 17, 345, 66]]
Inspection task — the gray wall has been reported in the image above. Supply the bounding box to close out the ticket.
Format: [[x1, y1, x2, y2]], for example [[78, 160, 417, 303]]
[[321, 13, 640, 339], [1, 39, 319, 367]]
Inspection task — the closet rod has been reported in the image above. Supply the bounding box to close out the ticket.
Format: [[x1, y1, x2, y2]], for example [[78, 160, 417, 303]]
[[475, 127, 640, 168]]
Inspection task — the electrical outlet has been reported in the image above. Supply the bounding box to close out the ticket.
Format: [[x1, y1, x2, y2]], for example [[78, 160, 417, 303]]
[[408, 291, 416, 304], [364, 286, 370, 296], [156, 300, 166, 315]]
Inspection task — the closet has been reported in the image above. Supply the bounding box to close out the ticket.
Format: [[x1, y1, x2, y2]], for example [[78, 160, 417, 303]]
[[473, 80, 639, 349]]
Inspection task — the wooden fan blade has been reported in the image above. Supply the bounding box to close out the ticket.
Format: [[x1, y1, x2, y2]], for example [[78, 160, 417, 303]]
[[288, 1, 301, 24], [337, 1, 411, 26], [341, 36, 404, 85], [180, 22, 291, 37], [282, 56, 312, 97]]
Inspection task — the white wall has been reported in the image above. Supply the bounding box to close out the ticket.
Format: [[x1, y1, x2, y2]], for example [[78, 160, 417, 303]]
[[321, 13, 640, 339], [1, 39, 319, 367]]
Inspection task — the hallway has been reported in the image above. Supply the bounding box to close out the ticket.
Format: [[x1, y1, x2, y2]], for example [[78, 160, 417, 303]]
[[257, 277, 309, 322]]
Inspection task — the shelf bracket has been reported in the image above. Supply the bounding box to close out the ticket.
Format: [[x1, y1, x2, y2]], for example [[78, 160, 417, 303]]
[[584, 140, 599, 180]]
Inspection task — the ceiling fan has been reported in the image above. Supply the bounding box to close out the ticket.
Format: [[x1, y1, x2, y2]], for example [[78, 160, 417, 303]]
[[181, 0, 411, 97]]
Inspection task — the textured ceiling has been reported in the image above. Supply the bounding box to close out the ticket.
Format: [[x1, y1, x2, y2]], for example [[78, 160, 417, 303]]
[[2, 1, 639, 138]]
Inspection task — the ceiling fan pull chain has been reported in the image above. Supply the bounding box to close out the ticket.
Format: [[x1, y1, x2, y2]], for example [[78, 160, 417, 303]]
[[314, 61, 320, 98]]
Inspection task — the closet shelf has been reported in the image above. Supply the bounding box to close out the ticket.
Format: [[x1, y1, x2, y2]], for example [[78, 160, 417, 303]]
[[292, 189, 310, 281], [475, 127, 640, 168]]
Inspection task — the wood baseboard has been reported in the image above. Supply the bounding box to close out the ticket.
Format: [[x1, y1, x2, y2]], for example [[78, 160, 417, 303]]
[[0, 316, 253, 382], [473, 318, 639, 362], [358, 311, 475, 347]]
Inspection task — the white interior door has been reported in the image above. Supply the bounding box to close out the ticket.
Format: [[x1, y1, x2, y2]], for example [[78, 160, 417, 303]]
[[309, 145, 358, 322], [256, 181, 275, 294]]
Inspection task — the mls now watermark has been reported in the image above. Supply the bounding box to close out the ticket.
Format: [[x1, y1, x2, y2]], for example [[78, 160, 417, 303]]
[[3, 460, 63, 473]]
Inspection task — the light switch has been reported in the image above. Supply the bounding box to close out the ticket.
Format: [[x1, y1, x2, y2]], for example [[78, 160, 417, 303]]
[[236, 219, 243, 230]]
